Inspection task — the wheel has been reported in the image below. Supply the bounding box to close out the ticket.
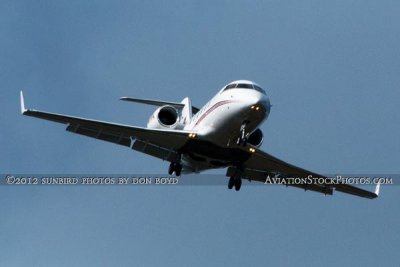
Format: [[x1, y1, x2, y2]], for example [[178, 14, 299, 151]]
[[228, 177, 234, 189], [234, 178, 242, 191], [175, 163, 182, 176], [168, 163, 175, 175]]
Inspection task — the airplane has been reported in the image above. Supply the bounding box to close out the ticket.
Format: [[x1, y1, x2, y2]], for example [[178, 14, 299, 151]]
[[20, 80, 380, 199]]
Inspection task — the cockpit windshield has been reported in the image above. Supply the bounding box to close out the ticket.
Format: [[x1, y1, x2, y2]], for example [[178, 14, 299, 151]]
[[237, 83, 253, 89], [224, 83, 237, 90], [223, 83, 266, 94], [253, 85, 266, 94]]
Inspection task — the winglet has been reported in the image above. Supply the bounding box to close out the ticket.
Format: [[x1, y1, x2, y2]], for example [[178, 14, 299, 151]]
[[20, 91, 27, 114], [374, 181, 381, 197]]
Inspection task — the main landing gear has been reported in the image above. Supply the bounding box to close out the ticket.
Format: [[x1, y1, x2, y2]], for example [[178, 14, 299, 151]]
[[228, 176, 242, 191], [168, 162, 182, 176], [236, 121, 249, 146]]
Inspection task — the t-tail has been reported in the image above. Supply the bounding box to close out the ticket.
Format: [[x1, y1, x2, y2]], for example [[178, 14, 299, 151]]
[[120, 96, 198, 125]]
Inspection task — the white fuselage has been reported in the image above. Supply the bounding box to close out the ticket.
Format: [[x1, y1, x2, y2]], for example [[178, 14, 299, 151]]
[[181, 80, 271, 172]]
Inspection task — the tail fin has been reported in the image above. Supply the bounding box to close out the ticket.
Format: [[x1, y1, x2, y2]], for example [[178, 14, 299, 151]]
[[180, 97, 192, 125]]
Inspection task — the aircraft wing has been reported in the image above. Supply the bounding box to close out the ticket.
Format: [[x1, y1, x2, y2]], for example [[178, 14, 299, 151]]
[[241, 148, 379, 199], [20, 92, 192, 161]]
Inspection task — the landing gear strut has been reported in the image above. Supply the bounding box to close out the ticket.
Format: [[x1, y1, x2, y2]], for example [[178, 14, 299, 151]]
[[168, 162, 182, 176], [236, 121, 249, 146], [228, 176, 242, 191]]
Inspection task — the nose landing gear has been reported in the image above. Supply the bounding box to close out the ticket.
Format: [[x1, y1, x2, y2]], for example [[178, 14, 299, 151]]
[[236, 121, 249, 146]]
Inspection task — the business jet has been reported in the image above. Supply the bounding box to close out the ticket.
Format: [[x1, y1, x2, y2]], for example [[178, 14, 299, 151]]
[[20, 80, 380, 199]]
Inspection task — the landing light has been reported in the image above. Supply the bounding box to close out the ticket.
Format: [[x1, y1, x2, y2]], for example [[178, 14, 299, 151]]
[[251, 106, 255, 109], [249, 147, 256, 153], [188, 133, 197, 138]]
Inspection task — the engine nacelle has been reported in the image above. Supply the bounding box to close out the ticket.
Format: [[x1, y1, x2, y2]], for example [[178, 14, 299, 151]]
[[147, 105, 184, 130], [247, 128, 263, 147]]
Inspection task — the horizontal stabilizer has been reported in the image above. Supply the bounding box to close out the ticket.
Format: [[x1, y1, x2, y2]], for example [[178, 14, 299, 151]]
[[120, 97, 184, 108], [120, 97, 199, 114]]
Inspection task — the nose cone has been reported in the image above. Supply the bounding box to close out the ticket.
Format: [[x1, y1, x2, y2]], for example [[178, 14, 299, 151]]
[[249, 92, 271, 116]]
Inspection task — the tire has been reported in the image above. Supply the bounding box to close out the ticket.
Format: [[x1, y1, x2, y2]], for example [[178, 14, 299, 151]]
[[234, 178, 242, 191], [168, 163, 174, 175], [175, 164, 182, 176], [228, 177, 234, 189]]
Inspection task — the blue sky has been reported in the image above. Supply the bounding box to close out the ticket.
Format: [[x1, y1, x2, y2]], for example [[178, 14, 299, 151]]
[[1, 1, 399, 266]]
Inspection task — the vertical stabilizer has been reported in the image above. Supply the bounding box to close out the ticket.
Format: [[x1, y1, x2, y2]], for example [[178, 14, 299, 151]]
[[180, 97, 192, 125]]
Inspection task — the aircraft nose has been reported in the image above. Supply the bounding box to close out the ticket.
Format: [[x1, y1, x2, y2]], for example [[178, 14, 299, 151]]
[[249, 94, 270, 114]]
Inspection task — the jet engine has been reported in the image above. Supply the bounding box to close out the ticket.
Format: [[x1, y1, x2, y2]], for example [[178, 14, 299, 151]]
[[247, 128, 263, 147], [147, 105, 184, 130]]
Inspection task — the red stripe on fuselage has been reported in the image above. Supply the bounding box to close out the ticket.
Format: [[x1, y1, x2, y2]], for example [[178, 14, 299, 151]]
[[193, 100, 236, 127]]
